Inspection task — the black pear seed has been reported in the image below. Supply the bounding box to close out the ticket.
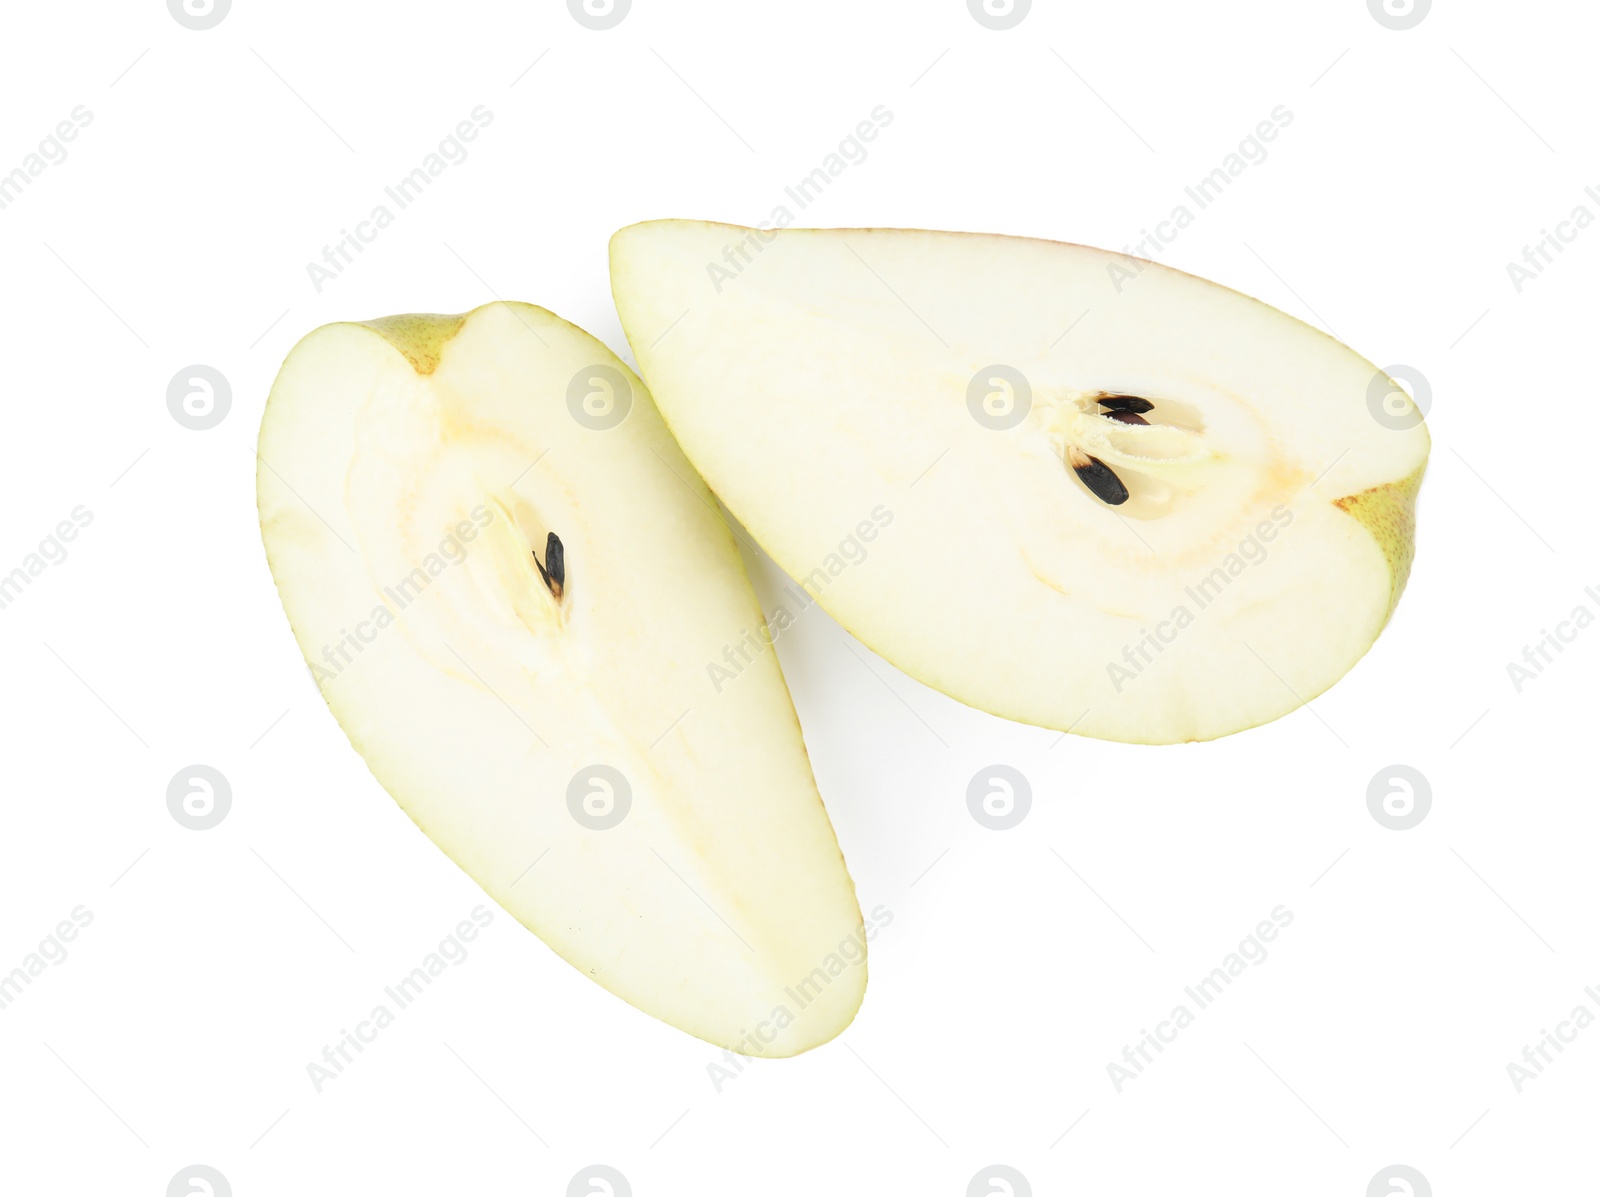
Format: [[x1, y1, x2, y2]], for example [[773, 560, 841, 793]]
[[532, 532, 566, 601], [1071, 453, 1130, 506], [545, 533, 565, 594], [1098, 395, 1154, 414]]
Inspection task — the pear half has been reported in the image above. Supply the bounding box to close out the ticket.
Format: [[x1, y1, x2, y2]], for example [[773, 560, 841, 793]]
[[257, 302, 865, 1054], [611, 221, 1430, 744]]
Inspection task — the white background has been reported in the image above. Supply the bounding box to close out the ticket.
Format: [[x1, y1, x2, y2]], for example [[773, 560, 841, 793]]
[[1, 1, 1595, 1194]]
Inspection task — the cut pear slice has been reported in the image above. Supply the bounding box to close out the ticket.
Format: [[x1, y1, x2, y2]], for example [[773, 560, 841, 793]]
[[610, 221, 1430, 744], [257, 302, 865, 1054]]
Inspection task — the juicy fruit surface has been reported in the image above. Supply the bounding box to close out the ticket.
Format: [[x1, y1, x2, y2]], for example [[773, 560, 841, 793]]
[[610, 221, 1431, 743], [257, 302, 865, 1054]]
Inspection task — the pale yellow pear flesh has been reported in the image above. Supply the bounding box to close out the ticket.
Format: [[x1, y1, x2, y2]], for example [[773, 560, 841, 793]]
[[257, 301, 866, 1054], [609, 221, 1431, 744]]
